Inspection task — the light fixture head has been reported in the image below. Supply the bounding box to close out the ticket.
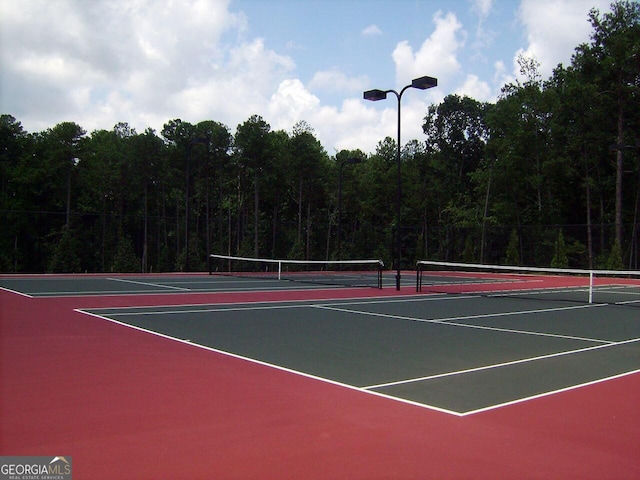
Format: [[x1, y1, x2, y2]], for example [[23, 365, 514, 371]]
[[363, 89, 387, 101], [411, 76, 438, 90]]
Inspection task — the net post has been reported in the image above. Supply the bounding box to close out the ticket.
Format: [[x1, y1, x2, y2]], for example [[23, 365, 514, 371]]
[[278, 260, 282, 280], [588, 270, 594, 304], [416, 262, 422, 292], [378, 260, 383, 289]]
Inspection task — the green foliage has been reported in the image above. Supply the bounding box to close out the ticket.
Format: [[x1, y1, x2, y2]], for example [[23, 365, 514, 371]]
[[111, 237, 140, 273], [462, 235, 475, 263], [551, 230, 569, 268], [287, 239, 305, 261], [504, 230, 520, 265], [607, 241, 624, 270], [48, 228, 82, 273]]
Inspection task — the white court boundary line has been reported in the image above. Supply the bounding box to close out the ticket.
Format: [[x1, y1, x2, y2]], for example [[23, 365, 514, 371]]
[[0, 285, 34, 298]]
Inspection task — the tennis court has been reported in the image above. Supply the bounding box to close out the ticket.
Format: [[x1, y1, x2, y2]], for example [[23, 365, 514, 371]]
[[2, 264, 639, 478], [0, 273, 376, 297], [81, 293, 640, 415]]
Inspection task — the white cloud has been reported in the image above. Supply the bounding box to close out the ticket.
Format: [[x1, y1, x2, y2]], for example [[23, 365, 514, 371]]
[[268, 78, 320, 130], [392, 10, 466, 87], [308, 69, 369, 94], [456, 74, 492, 101], [493, 60, 514, 91], [469, 0, 496, 59], [267, 81, 390, 154], [515, 0, 611, 80], [310, 98, 377, 153], [470, 0, 493, 18], [0, 0, 250, 132], [362, 24, 383, 36]]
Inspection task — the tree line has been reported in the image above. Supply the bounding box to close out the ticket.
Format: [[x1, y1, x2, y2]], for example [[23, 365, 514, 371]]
[[1, 1, 638, 274]]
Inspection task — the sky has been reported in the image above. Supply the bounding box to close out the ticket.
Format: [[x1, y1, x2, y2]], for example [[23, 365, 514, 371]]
[[0, 0, 612, 154]]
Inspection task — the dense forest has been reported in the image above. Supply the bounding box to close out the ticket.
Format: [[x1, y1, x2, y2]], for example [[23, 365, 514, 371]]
[[1, 1, 639, 274]]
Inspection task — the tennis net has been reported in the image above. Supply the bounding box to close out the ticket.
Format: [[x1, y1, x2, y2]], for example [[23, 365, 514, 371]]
[[416, 260, 640, 306], [209, 254, 384, 289]]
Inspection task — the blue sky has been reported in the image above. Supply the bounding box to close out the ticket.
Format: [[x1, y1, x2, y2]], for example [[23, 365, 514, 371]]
[[235, 0, 516, 90], [0, 0, 611, 154]]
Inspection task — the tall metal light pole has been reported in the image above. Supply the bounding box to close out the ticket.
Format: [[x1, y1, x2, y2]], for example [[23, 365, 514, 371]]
[[185, 137, 208, 271], [338, 157, 362, 262], [364, 75, 437, 290]]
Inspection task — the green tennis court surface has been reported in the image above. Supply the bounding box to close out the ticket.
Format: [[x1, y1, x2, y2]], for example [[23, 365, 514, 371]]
[[81, 294, 640, 415], [0, 268, 536, 297]]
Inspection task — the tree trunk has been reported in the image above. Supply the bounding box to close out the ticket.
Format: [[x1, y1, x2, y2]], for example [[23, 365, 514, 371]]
[[205, 185, 210, 261], [585, 159, 593, 269], [630, 165, 640, 269], [176, 197, 180, 262], [271, 203, 278, 258], [102, 196, 107, 271], [298, 177, 303, 244], [325, 209, 333, 261], [480, 166, 492, 263], [615, 99, 624, 247], [306, 200, 311, 259], [254, 170, 259, 258], [227, 203, 232, 256], [142, 182, 148, 273]]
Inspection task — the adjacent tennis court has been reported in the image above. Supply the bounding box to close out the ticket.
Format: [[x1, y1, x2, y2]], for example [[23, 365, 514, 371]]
[[2, 263, 639, 478], [0, 276, 380, 299]]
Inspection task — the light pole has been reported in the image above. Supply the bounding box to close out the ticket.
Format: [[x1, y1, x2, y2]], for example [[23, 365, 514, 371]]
[[364, 75, 437, 290], [185, 137, 208, 271], [338, 157, 362, 262]]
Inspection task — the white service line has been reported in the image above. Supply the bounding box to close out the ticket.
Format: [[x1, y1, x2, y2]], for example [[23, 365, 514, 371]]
[[311, 303, 613, 344], [104, 303, 311, 316]]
